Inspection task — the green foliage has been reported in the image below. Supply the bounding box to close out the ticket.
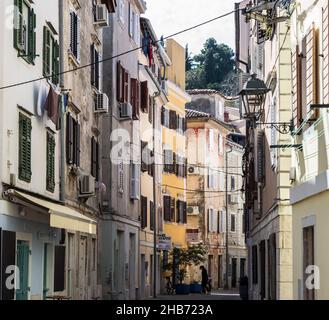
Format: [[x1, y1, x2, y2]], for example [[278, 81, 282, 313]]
[[164, 244, 207, 284], [185, 44, 193, 72], [186, 38, 236, 96]]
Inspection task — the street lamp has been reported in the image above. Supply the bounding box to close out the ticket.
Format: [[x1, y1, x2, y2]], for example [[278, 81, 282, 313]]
[[239, 74, 270, 123]]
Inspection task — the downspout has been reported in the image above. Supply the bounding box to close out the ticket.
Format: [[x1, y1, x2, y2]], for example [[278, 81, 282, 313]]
[[59, 0, 65, 202]]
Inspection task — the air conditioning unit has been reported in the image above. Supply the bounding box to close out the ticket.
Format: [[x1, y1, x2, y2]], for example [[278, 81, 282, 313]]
[[95, 93, 109, 113], [79, 175, 95, 197], [161, 80, 168, 95], [94, 4, 109, 27], [120, 102, 133, 119], [187, 166, 199, 175], [187, 206, 199, 215]]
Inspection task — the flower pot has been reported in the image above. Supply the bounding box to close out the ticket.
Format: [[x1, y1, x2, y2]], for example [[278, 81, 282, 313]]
[[175, 284, 190, 295], [190, 283, 202, 293]]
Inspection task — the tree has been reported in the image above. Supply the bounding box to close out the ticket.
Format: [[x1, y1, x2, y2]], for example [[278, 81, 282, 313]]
[[186, 38, 235, 94], [185, 44, 193, 72], [164, 244, 207, 284]]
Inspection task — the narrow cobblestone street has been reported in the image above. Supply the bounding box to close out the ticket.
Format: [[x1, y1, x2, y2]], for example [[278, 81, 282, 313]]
[[151, 290, 241, 300]]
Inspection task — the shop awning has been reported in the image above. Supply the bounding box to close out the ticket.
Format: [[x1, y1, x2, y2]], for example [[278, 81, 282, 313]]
[[5, 189, 97, 234]]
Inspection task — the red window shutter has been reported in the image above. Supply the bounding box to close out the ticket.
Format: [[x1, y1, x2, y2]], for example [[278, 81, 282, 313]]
[[124, 70, 129, 103], [116, 61, 123, 102], [306, 25, 319, 119], [141, 81, 149, 112], [323, 4, 329, 104]]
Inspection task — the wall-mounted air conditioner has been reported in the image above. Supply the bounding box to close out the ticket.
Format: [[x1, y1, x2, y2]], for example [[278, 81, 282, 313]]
[[79, 175, 95, 197], [187, 166, 199, 175], [187, 206, 199, 215], [119, 102, 133, 119], [95, 93, 109, 113], [94, 4, 109, 27]]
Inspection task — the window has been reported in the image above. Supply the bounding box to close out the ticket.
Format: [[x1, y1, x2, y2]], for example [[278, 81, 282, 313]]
[[116, 61, 130, 104], [231, 176, 235, 191], [208, 168, 216, 189], [209, 129, 214, 151], [208, 209, 218, 233], [18, 112, 32, 182], [131, 78, 140, 119], [141, 196, 147, 229], [230, 214, 236, 232], [91, 44, 100, 90], [219, 210, 225, 233], [218, 133, 223, 154], [252, 245, 258, 284], [14, 0, 36, 64], [169, 110, 177, 130], [141, 81, 149, 112], [161, 107, 170, 128], [163, 195, 171, 222], [46, 131, 56, 192], [130, 162, 140, 200], [70, 11, 80, 62], [43, 26, 59, 84], [163, 149, 174, 173], [91, 137, 99, 180], [66, 113, 80, 166], [176, 200, 187, 224], [118, 0, 125, 24], [150, 201, 155, 231]]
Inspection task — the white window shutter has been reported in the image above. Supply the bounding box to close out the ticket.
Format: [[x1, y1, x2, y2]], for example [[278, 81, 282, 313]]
[[130, 163, 140, 200]]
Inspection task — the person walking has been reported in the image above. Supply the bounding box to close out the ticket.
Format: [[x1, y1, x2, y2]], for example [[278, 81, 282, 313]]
[[200, 266, 209, 294]]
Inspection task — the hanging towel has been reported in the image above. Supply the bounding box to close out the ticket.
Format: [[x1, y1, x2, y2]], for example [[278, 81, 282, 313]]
[[44, 85, 60, 130], [36, 81, 50, 116]]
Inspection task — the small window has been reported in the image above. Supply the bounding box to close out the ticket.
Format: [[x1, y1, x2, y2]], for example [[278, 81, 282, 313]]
[[13, 0, 36, 64], [70, 11, 80, 62], [91, 44, 100, 90], [231, 214, 236, 232], [66, 113, 80, 166], [43, 26, 59, 84]]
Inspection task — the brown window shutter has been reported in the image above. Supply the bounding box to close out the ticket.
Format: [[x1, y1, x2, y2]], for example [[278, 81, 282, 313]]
[[257, 131, 265, 184], [141, 196, 147, 229], [117, 61, 123, 102], [170, 197, 175, 222], [141, 81, 149, 112], [176, 200, 181, 223], [54, 246, 66, 292], [169, 110, 176, 129], [131, 78, 139, 120], [66, 114, 74, 164], [323, 4, 329, 104], [136, 81, 141, 111], [163, 196, 171, 221], [141, 141, 148, 172], [291, 45, 303, 131], [124, 70, 129, 103], [306, 25, 319, 119]]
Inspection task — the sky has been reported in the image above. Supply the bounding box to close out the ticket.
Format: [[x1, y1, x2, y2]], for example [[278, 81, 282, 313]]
[[144, 0, 238, 57]]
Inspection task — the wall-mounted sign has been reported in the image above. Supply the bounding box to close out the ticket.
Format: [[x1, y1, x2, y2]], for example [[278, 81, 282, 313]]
[[157, 234, 172, 250]]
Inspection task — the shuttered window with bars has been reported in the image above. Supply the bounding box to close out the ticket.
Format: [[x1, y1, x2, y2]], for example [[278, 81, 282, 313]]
[[141, 196, 147, 229], [18, 113, 32, 182], [176, 200, 187, 224], [46, 131, 56, 192], [306, 25, 319, 120], [14, 0, 36, 64], [70, 11, 80, 62], [66, 113, 80, 166]]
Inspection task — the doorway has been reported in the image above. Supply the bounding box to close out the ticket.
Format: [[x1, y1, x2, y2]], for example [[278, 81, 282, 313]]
[[303, 226, 314, 300], [78, 236, 87, 299], [231, 258, 237, 288], [240, 258, 246, 278], [129, 233, 136, 299], [43, 243, 54, 299], [16, 240, 30, 300]]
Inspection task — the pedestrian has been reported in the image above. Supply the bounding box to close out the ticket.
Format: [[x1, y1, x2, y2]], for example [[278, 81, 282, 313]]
[[200, 266, 208, 294]]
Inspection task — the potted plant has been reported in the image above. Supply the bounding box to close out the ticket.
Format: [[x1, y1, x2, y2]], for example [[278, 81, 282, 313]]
[[164, 244, 207, 295]]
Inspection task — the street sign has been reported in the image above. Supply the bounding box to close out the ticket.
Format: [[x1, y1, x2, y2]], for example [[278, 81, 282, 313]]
[[157, 234, 172, 250]]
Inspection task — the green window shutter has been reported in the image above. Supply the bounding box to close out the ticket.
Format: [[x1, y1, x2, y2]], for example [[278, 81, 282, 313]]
[[43, 26, 51, 77], [13, 0, 24, 51], [46, 132, 55, 192], [19, 113, 32, 182], [27, 8, 36, 64], [52, 40, 59, 84]]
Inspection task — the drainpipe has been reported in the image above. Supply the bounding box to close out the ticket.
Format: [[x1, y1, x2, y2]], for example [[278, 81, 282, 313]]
[[59, 0, 65, 202]]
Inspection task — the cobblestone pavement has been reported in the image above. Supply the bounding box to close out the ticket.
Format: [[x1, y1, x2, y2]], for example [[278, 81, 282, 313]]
[[151, 289, 241, 300]]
